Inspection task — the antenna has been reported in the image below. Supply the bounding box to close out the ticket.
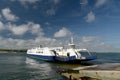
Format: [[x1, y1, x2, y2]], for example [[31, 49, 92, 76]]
[[69, 37, 75, 49], [71, 37, 74, 44]]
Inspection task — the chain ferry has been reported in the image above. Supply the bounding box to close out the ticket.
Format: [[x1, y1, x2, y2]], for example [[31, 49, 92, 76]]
[[27, 38, 97, 63]]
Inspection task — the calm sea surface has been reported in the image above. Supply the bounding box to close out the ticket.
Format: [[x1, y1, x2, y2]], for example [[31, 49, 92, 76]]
[[0, 52, 120, 80]]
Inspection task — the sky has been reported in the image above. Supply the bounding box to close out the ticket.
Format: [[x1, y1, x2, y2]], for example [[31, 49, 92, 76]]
[[0, 0, 120, 52]]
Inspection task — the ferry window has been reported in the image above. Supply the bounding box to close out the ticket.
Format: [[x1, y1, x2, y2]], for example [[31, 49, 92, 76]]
[[37, 51, 43, 53], [67, 53, 70, 57]]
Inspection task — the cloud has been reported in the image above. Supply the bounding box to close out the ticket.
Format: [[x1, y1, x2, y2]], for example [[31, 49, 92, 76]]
[[0, 36, 57, 49], [82, 36, 97, 43], [95, 0, 107, 8], [7, 23, 29, 35], [0, 20, 44, 36], [50, 0, 60, 5], [0, 21, 5, 30], [46, 8, 56, 16], [46, 1, 60, 16], [86, 11, 95, 23], [6, 22, 44, 36], [46, 0, 60, 16], [1, 8, 19, 22], [34, 36, 57, 46], [54, 27, 72, 38], [72, 36, 119, 52], [0, 29, 119, 52], [0, 7, 44, 36], [80, 0, 88, 6], [11, 0, 40, 4], [0, 21, 56, 49], [0, 15, 2, 20], [10, 0, 41, 9], [28, 22, 44, 36]]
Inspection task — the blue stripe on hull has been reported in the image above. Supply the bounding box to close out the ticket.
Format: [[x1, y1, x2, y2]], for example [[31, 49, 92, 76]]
[[55, 56, 76, 62], [27, 54, 97, 63], [27, 54, 54, 61]]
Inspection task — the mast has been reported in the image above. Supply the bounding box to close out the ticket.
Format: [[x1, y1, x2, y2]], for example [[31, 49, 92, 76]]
[[71, 37, 74, 44], [69, 37, 75, 49]]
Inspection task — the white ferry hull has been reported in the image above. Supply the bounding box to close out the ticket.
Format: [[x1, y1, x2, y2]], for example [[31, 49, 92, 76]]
[[27, 53, 55, 61]]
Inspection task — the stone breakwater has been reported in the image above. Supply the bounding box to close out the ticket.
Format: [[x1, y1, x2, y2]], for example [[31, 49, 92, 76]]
[[59, 63, 120, 80]]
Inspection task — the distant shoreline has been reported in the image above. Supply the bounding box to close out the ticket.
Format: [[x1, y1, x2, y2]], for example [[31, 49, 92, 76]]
[[0, 49, 27, 53]]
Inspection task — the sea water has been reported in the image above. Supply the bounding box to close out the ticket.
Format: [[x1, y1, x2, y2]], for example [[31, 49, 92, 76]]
[[0, 53, 63, 80], [0, 52, 120, 80]]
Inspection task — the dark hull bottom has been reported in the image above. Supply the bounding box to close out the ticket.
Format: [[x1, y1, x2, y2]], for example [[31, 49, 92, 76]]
[[53, 59, 96, 64]]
